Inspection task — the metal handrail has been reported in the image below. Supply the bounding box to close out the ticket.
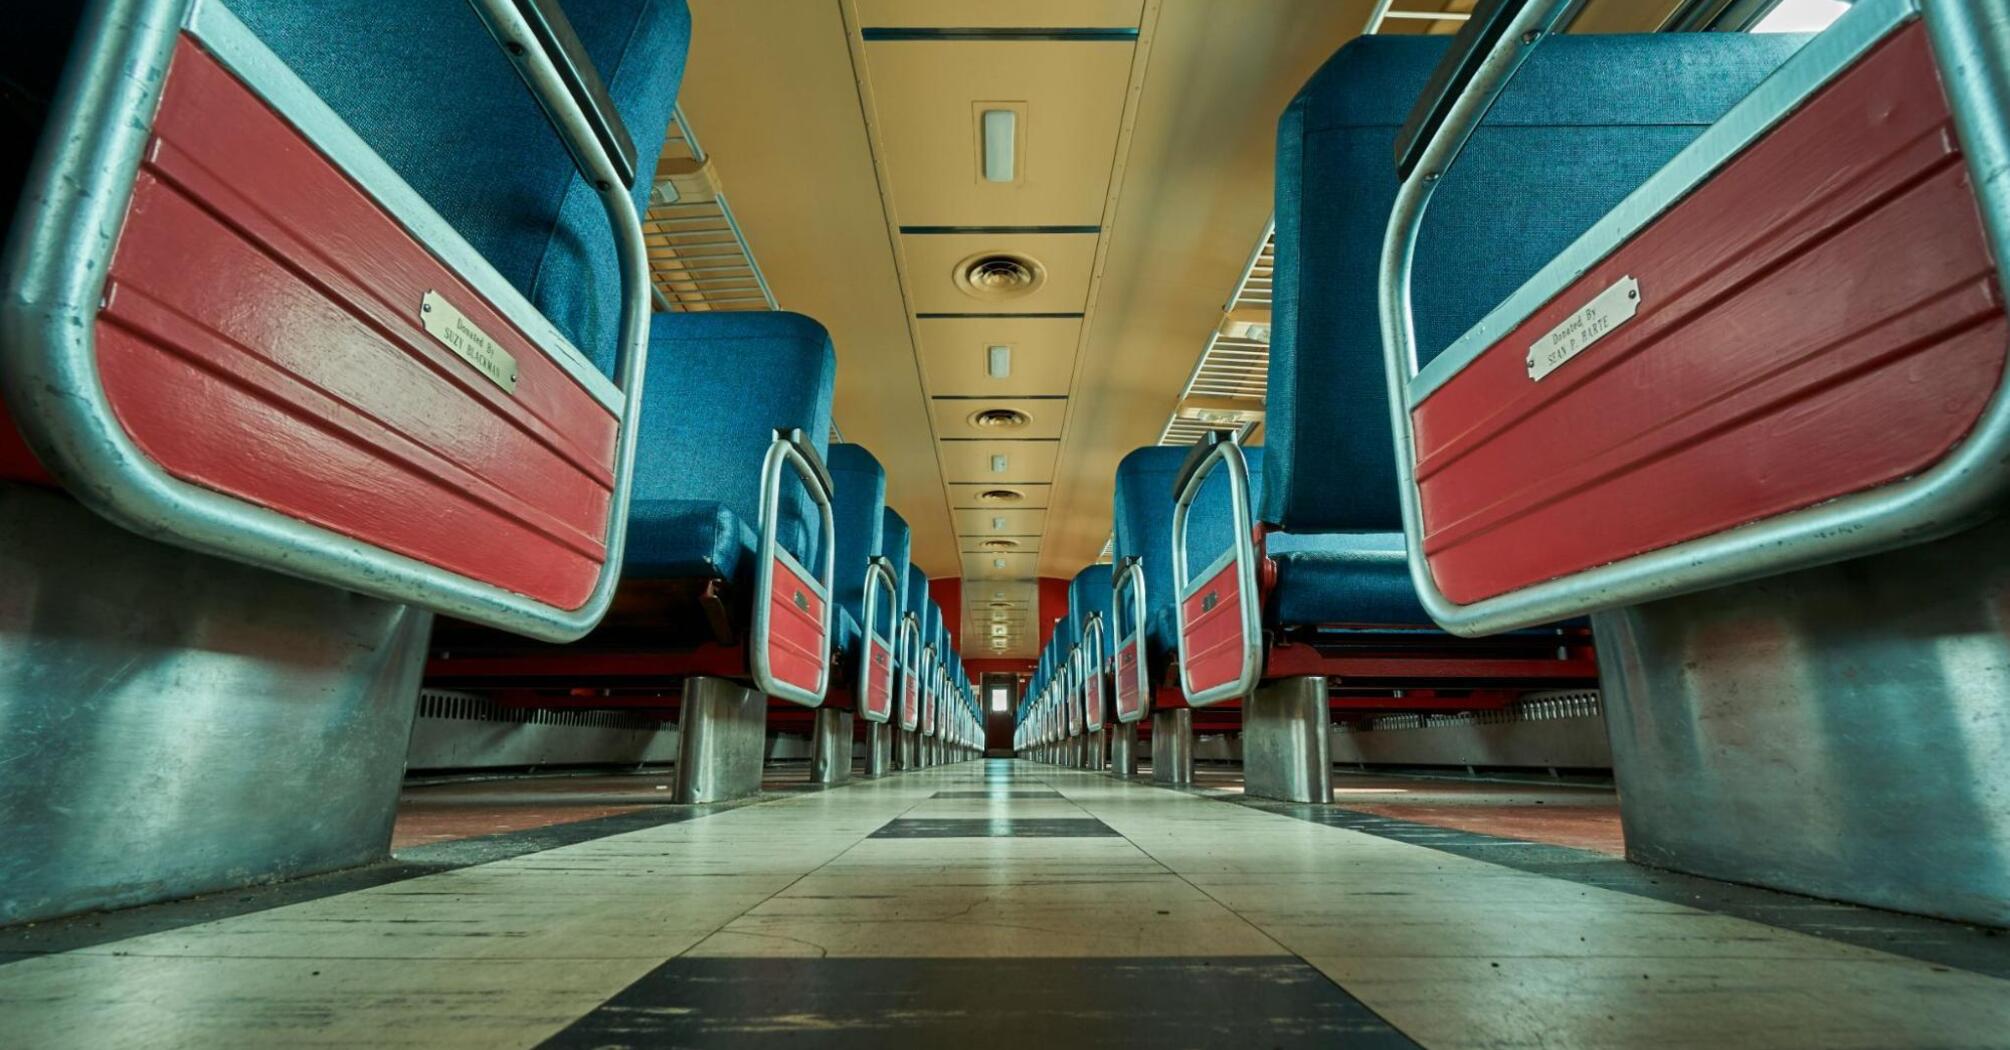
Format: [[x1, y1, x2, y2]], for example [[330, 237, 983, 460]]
[[1110, 556, 1151, 723], [1169, 432, 1263, 706], [749, 428, 837, 706], [858, 555, 900, 723]]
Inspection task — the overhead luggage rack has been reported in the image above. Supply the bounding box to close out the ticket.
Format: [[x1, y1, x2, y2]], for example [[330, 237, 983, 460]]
[[1158, 222, 1273, 447], [645, 107, 778, 312]]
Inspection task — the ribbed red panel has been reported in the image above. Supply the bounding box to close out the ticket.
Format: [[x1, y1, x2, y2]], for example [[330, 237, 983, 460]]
[[1084, 668, 1104, 730], [1412, 25, 2005, 606], [1114, 638, 1144, 721], [923, 684, 937, 734], [92, 39, 616, 608], [1180, 559, 1247, 696], [901, 667, 920, 730], [863, 636, 893, 720], [764, 554, 827, 695]]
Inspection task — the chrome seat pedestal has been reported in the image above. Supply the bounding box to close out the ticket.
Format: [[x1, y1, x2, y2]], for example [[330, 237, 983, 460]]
[[1243, 676, 1333, 804], [1151, 708, 1194, 786], [1599, 519, 2010, 928], [674, 677, 767, 803]]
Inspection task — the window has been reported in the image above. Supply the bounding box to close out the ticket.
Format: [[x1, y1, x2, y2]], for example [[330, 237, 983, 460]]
[[989, 687, 1008, 713], [1751, 0, 1849, 33]]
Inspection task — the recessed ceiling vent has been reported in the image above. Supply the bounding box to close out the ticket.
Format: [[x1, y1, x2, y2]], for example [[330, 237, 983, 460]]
[[954, 252, 1045, 301], [975, 488, 1024, 505], [968, 407, 1031, 431], [978, 539, 1020, 552]]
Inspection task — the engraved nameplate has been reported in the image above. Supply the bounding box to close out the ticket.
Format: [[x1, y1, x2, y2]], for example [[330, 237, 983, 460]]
[[421, 290, 518, 394], [1527, 276, 1640, 382]]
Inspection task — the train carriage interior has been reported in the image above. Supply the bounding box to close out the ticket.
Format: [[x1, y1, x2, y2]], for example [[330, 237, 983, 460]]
[[2, 0, 2009, 1045]]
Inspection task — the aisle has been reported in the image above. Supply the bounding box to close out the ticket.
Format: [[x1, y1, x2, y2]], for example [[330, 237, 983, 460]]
[[0, 760, 2005, 1048]]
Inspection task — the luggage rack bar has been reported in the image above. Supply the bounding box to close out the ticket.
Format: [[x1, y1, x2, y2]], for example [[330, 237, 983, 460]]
[[645, 107, 779, 313]]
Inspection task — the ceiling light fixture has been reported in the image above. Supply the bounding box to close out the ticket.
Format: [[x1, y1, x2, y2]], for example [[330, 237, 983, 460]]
[[990, 454, 1008, 473], [986, 344, 1012, 379], [980, 108, 1017, 182], [991, 516, 1007, 530], [992, 558, 1007, 569]]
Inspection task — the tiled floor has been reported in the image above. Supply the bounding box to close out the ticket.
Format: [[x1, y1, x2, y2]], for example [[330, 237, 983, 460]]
[[1, 760, 2006, 1048]]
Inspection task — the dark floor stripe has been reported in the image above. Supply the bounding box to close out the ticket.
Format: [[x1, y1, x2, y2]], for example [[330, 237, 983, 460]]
[[931, 790, 1062, 799], [1194, 783, 2010, 980], [871, 817, 1118, 839], [536, 957, 1419, 1049]]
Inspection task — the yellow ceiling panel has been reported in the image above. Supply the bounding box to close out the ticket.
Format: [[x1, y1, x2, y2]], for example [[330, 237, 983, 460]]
[[954, 508, 1047, 535], [861, 41, 1134, 227], [965, 577, 1039, 656], [918, 316, 1081, 396], [679, 0, 960, 578], [931, 398, 1067, 440], [947, 482, 1051, 509], [938, 439, 1059, 482], [903, 232, 1099, 315], [963, 552, 1042, 580], [1036, 0, 1373, 578], [856, 0, 1145, 29]]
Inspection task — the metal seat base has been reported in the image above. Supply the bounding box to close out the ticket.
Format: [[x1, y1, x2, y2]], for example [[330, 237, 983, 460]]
[[1243, 676, 1333, 804], [1599, 518, 2010, 928]]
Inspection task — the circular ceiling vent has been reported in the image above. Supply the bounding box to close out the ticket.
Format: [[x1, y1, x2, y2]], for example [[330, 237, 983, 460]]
[[953, 252, 1046, 301], [978, 538, 1020, 552], [968, 407, 1031, 431]]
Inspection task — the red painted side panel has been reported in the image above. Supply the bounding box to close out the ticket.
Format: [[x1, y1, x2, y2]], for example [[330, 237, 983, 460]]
[[94, 39, 616, 608], [862, 637, 893, 721], [1084, 668, 1104, 731], [1180, 559, 1247, 696], [1114, 638, 1145, 721], [901, 663, 920, 730], [764, 554, 827, 695], [923, 682, 937, 734], [1412, 25, 2006, 605]]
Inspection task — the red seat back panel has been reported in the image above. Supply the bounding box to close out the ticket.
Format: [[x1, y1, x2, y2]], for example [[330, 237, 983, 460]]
[[1412, 25, 2005, 606], [764, 553, 828, 695], [88, 39, 617, 608], [1180, 558, 1248, 697]]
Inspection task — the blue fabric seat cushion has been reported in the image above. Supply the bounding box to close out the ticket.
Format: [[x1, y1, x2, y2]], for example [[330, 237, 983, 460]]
[[1266, 531, 1433, 628], [836, 608, 862, 665], [1263, 33, 1807, 534], [636, 311, 836, 574], [1147, 605, 1180, 662], [235, 0, 692, 375], [624, 498, 756, 582]]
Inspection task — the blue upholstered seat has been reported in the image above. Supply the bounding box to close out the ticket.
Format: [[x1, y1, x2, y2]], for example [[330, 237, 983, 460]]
[[1261, 33, 1804, 627], [234, 0, 693, 374], [1069, 564, 1114, 663], [834, 609, 862, 667], [1112, 447, 1186, 657], [903, 563, 928, 650], [625, 311, 836, 584], [622, 498, 758, 580], [827, 445, 888, 662], [880, 509, 912, 638]]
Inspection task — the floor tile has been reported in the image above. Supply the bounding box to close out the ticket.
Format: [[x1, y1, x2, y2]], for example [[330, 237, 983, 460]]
[[869, 818, 1119, 839], [537, 956, 1415, 1048]]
